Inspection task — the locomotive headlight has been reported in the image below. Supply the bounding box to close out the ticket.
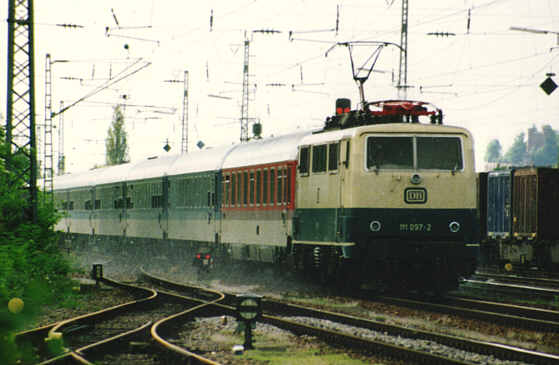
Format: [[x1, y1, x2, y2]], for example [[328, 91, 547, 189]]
[[449, 221, 461, 233], [369, 220, 382, 232], [410, 173, 422, 185]]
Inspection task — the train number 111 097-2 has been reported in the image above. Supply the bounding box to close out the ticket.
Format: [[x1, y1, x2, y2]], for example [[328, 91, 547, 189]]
[[399, 223, 432, 232]]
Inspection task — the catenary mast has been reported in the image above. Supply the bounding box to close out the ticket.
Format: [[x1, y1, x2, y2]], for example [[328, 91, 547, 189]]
[[5, 0, 38, 221]]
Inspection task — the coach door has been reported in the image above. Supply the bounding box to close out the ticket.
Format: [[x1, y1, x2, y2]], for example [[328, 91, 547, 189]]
[[120, 182, 129, 237], [213, 172, 220, 245], [88, 187, 97, 238], [337, 138, 350, 209], [161, 176, 170, 239]]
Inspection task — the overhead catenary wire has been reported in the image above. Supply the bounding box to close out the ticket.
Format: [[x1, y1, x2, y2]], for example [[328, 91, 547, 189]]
[[53, 59, 152, 117]]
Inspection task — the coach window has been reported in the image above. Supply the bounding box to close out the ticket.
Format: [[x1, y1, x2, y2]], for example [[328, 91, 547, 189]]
[[233, 173, 238, 206], [242, 171, 248, 206], [328, 142, 339, 172], [312, 144, 327, 173], [299, 146, 310, 175], [277, 167, 284, 204], [270, 168, 276, 206], [127, 185, 134, 209], [230, 173, 236, 206], [224, 174, 230, 207], [229, 174, 233, 207], [286, 167, 292, 204], [256, 170, 261, 205], [249, 171, 255, 205], [263, 169, 268, 205], [238, 172, 242, 207], [237, 172, 242, 206]]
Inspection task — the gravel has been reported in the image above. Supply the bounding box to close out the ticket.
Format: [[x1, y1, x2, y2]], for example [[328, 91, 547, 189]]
[[284, 316, 533, 365], [31, 248, 559, 364]]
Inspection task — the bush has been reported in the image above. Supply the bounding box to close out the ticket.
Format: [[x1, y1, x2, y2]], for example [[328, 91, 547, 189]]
[[1, 127, 74, 364]]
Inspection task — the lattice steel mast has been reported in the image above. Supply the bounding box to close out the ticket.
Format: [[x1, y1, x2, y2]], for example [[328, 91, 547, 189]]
[[240, 38, 250, 143], [6, 0, 37, 221], [57, 100, 65, 175], [43, 54, 54, 196], [181, 70, 189, 153], [397, 0, 409, 98]]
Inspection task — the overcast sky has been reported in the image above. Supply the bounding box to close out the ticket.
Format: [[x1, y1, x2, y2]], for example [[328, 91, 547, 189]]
[[2, 0, 558, 172]]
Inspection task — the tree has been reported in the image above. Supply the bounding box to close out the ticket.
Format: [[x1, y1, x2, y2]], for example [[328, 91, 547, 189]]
[[105, 105, 129, 165], [503, 132, 527, 165], [484, 139, 502, 163], [531, 125, 558, 166]]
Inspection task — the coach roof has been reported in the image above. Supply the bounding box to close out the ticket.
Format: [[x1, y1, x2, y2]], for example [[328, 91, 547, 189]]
[[222, 131, 310, 169]]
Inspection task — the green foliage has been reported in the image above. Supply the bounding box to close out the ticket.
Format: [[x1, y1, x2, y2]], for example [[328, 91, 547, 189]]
[[0, 127, 74, 365], [531, 125, 557, 166], [484, 139, 502, 163], [105, 104, 130, 165], [502, 132, 527, 165], [498, 126, 558, 167]]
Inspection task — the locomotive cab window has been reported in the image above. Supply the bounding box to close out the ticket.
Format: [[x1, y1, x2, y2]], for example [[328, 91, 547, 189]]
[[299, 146, 310, 175], [367, 137, 413, 170], [417, 137, 463, 170], [312, 144, 327, 173], [366, 135, 463, 171]]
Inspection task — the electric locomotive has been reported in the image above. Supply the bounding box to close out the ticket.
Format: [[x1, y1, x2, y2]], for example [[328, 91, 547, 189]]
[[292, 99, 479, 292]]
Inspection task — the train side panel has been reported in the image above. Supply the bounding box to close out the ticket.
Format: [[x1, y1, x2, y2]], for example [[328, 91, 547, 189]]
[[486, 170, 513, 239], [66, 187, 95, 236], [93, 182, 127, 237], [125, 178, 167, 240], [481, 167, 559, 270], [295, 133, 350, 244], [512, 167, 559, 240], [220, 163, 296, 262], [219, 132, 307, 263], [167, 171, 218, 244]]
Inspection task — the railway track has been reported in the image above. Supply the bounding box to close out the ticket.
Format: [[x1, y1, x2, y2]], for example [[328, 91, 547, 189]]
[[473, 271, 559, 290], [460, 276, 559, 304], [376, 294, 559, 333], [141, 270, 559, 365], [17, 267, 559, 364], [16, 275, 224, 365]]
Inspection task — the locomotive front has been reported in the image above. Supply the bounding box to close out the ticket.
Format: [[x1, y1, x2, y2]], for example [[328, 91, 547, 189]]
[[294, 100, 479, 292], [350, 124, 478, 291]]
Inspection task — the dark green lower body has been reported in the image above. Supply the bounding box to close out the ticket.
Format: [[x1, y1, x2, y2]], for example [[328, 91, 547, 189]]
[[293, 208, 479, 291]]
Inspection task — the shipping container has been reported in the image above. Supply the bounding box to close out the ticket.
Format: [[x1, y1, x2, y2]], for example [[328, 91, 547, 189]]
[[512, 167, 559, 240], [486, 170, 513, 239], [477, 172, 488, 240]]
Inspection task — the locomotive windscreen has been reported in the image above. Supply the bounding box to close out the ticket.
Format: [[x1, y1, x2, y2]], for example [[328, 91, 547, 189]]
[[366, 136, 463, 171], [367, 137, 413, 169]]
